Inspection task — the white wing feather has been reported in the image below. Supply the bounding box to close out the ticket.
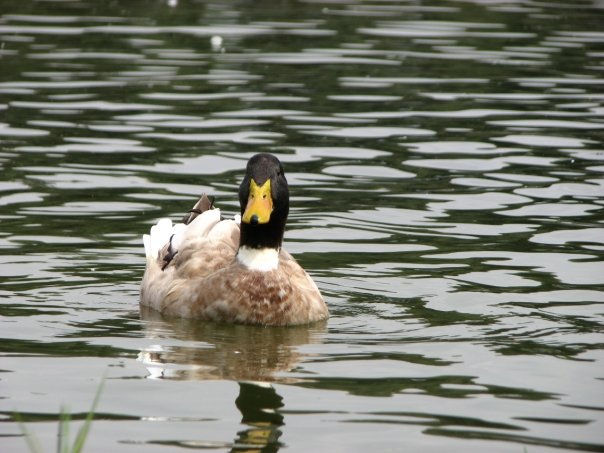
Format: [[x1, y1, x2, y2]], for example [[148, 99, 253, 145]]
[[143, 208, 222, 260]]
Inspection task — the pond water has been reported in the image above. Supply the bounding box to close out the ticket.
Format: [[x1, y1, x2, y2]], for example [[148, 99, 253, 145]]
[[1, 0, 604, 451]]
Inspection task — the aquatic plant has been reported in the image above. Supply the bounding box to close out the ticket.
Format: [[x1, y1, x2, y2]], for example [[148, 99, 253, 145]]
[[16, 378, 104, 453]]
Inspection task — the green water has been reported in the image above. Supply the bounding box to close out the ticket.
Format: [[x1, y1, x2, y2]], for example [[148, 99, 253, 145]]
[[1, 0, 603, 451]]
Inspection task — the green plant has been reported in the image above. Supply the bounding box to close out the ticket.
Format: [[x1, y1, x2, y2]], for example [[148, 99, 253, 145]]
[[16, 378, 105, 453]]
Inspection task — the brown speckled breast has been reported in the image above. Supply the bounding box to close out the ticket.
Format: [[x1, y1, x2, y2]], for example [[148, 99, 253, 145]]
[[158, 255, 327, 326]]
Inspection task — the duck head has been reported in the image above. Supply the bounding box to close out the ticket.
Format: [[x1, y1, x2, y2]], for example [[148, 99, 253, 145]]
[[238, 153, 289, 252]]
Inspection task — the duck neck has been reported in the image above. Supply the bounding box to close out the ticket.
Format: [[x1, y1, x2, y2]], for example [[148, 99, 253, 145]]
[[237, 220, 284, 271], [237, 246, 279, 271], [239, 219, 284, 249]]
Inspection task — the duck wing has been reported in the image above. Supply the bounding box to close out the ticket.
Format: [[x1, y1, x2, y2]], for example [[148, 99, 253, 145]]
[[141, 195, 241, 310], [182, 194, 214, 225], [142, 194, 238, 271]]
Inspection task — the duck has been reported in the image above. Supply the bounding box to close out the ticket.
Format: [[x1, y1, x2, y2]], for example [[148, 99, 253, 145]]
[[140, 153, 329, 326]]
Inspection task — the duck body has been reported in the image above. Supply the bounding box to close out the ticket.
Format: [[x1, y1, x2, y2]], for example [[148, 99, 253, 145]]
[[140, 154, 328, 326]]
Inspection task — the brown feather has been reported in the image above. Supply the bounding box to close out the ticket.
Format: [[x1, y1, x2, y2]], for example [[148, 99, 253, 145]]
[[141, 196, 328, 326]]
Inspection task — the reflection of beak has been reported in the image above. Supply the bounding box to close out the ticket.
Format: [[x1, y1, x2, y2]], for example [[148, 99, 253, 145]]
[[242, 179, 273, 224]]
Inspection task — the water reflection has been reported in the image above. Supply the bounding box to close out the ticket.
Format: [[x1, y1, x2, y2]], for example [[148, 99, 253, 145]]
[[138, 309, 302, 451], [144, 382, 285, 452], [138, 306, 326, 382], [232, 382, 284, 452], [1, 0, 604, 451]]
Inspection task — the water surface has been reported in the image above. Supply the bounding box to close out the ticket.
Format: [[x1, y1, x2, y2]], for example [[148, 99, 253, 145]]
[[1, 0, 603, 451]]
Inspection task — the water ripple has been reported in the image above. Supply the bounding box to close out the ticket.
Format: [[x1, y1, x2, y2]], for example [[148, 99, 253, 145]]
[[302, 126, 435, 138], [11, 100, 171, 111], [1, 1, 603, 452]]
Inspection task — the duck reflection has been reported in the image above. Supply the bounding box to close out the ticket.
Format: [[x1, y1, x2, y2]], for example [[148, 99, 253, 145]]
[[231, 382, 284, 452], [139, 307, 324, 451], [138, 305, 326, 382]]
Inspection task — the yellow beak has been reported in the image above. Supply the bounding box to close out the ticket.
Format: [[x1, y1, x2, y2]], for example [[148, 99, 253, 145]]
[[242, 179, 273, 224]]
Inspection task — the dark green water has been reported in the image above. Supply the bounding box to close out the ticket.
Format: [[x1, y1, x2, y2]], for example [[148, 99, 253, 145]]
[[1, 0, 603, 451]]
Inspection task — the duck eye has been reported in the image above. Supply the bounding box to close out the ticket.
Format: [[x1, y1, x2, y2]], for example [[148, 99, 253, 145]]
[[262, 194, 267, 199]]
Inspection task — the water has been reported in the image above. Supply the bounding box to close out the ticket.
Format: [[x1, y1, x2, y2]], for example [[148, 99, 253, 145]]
[[1, 0, 603, 451]]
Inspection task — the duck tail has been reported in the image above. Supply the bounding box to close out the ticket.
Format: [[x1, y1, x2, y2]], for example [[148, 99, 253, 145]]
[[143, 194, 220, 262], [143, 218, 173, 260]]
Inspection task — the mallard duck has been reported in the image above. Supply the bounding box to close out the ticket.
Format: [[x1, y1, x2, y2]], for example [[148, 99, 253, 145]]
[[140, 153, 329, 326]]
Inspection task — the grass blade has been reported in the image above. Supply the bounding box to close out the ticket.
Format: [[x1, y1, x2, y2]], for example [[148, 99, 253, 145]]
[[71, 378, 105, 453], [58, 405, 71, 453], [14, 412, 42, 453]]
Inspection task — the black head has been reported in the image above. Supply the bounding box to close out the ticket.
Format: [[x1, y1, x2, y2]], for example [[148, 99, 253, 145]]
[[238, 153, 289, 249]]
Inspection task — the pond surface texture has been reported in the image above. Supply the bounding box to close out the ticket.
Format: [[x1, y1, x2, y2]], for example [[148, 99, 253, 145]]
[[1, 0, 604, 451]]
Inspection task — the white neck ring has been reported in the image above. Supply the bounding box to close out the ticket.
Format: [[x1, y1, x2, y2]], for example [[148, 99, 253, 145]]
[[237, 246, 279, 271]]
